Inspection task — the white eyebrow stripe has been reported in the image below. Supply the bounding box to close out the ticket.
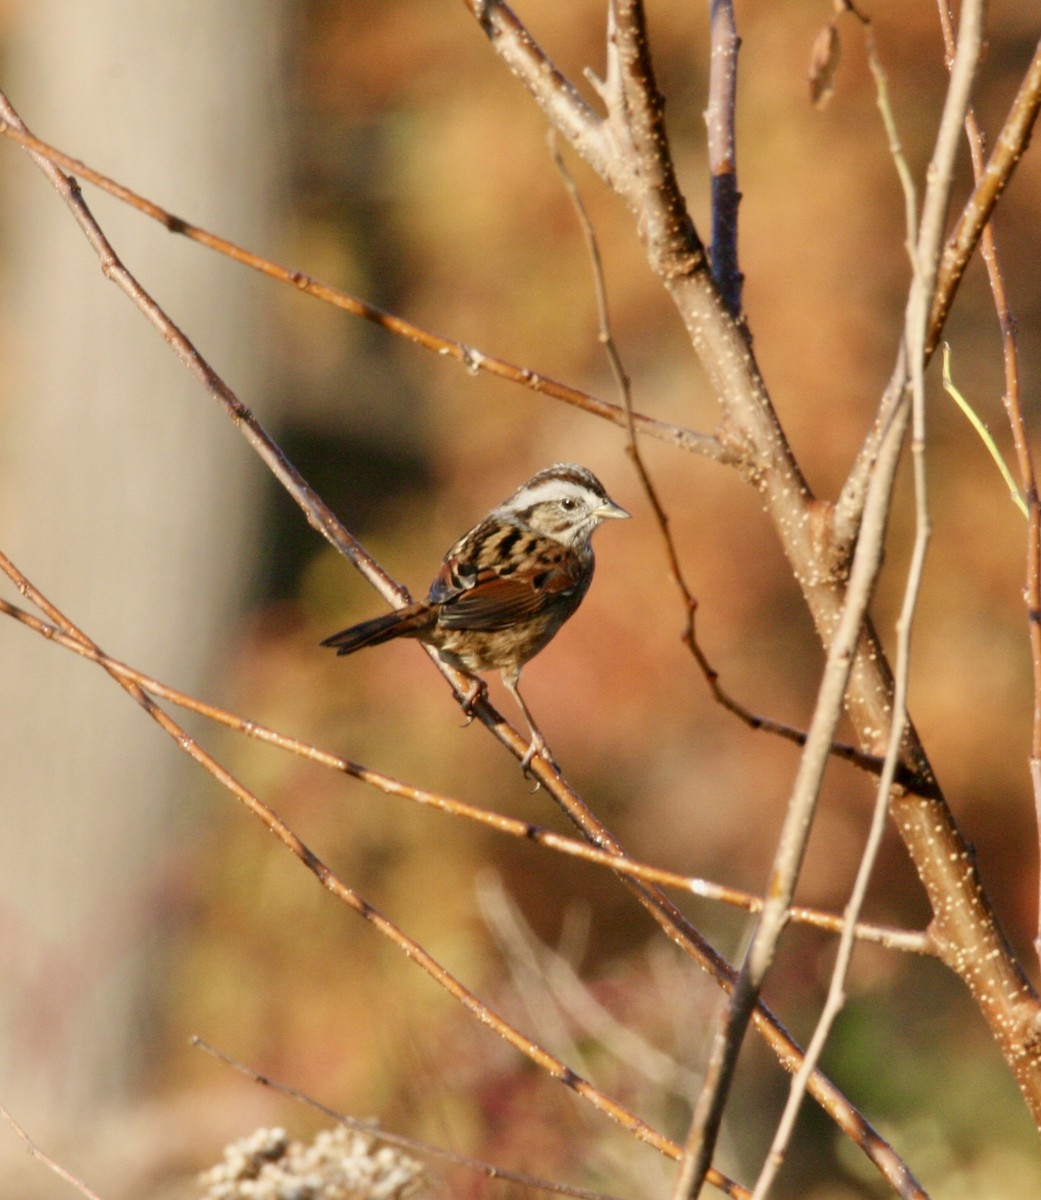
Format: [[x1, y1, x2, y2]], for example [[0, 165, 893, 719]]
[[510, 480, 597, 508]]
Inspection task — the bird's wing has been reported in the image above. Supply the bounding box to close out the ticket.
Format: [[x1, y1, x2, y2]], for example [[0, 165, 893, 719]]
[[430, 541, 588, 632]]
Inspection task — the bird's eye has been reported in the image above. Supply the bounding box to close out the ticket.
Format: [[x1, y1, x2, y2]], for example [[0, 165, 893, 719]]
[[560, 496, 579, 512]]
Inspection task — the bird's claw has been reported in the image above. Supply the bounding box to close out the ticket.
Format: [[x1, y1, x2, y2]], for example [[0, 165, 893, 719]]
[[520, 736, 558, 788], [459, 678, 488, 727]]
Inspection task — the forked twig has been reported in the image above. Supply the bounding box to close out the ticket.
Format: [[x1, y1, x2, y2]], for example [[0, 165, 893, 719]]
[[676, 0, 986, 1191], [0, 117, 718, 462], [0, 592, 931, 955], [0, 553, 727, 1187], [934, 3, 1041, 968], [0, 67, 929, 1199], [549, 129, 916, 794]]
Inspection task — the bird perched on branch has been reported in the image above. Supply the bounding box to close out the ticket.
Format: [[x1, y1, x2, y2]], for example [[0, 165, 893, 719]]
[[321, 463, 629, 771]]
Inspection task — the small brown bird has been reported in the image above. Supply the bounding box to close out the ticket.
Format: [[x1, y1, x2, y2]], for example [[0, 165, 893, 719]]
[[321, 463, 629, 769]]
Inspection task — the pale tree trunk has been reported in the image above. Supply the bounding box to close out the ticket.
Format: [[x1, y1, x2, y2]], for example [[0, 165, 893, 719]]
[[0, 0, 283, 1131]]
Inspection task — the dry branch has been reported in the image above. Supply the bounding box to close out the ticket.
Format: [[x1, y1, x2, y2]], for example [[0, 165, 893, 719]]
[[0, 79, 922, 1198], [463, 0, 1041, 1146], [4, 4, 1040, 1192], [0, 590, 931, 959], [0, 119, 719, 462]]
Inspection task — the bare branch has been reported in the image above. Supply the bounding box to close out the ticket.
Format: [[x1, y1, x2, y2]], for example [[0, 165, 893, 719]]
[[938, 5, 1041, 967], [550, 128, 920, 805], [705, 0, 743, 314], [929, 36, 1041, 352], [0, 555, 725, 1186], [548, 132, 704, 668], [468, 0, 608, 172], [0, 1103, 103, 1200], [0, 116, 719, 461], [0, 591, 933, 959], [192, 1039, 628, 1200], [675, 2, 991, 1192]]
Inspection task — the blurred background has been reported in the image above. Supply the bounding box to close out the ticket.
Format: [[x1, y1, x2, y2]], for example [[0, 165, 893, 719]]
[[0, 1, 1040, 1196]]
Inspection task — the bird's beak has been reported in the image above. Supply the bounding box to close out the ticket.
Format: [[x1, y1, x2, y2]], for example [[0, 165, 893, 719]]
[[598, 500, 630, 520]]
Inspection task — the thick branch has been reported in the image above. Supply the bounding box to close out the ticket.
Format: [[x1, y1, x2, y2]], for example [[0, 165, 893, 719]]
[[929, 36, 1041, 349], [837, 33, 1041, 549], [470, 0, 608, 174], [465, 0, 1041, 1134], [0, 76, 922, 1196]]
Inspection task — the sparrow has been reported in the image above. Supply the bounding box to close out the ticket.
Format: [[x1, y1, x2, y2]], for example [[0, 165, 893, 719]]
[[321, 463, 629, 769]]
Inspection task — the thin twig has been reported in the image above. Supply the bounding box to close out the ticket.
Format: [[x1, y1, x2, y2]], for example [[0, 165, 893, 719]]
[[0, 117, 720, 462], [0, 1102, 103, 1200], [750, 0, 964, 1183], [928, 36, 1041, 353], [941, 345, 1027, 517], [191, 1038, 629, 1200], [547, 134, 701, 642], [832, 11, 917, 550], [934, 2, 1041, 971], [0, 553, 721, 1183], [480, 874, 699, 1096], [675, 0, 986, 1188], [548, 130, 930, 802], [0, 592, 932, 955], [686, 625, 931, 791], [705, 0, 743, 315]]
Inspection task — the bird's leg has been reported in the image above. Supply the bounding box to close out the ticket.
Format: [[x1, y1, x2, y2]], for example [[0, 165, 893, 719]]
[[502, 670, 557, 774], [457, 673, 488, 727]]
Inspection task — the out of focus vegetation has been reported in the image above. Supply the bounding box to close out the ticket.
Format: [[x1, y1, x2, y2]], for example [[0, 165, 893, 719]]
[[4, 3, 1041, 1198], [173, 3, 1041, 1196]]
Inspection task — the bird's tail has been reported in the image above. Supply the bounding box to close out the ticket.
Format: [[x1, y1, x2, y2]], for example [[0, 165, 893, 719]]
[[320, 603, 431, 656]]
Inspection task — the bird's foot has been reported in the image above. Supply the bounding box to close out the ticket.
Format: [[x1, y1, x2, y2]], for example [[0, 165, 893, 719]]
[[458, 677, 488, 727], [520, 732, 558, 783]]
